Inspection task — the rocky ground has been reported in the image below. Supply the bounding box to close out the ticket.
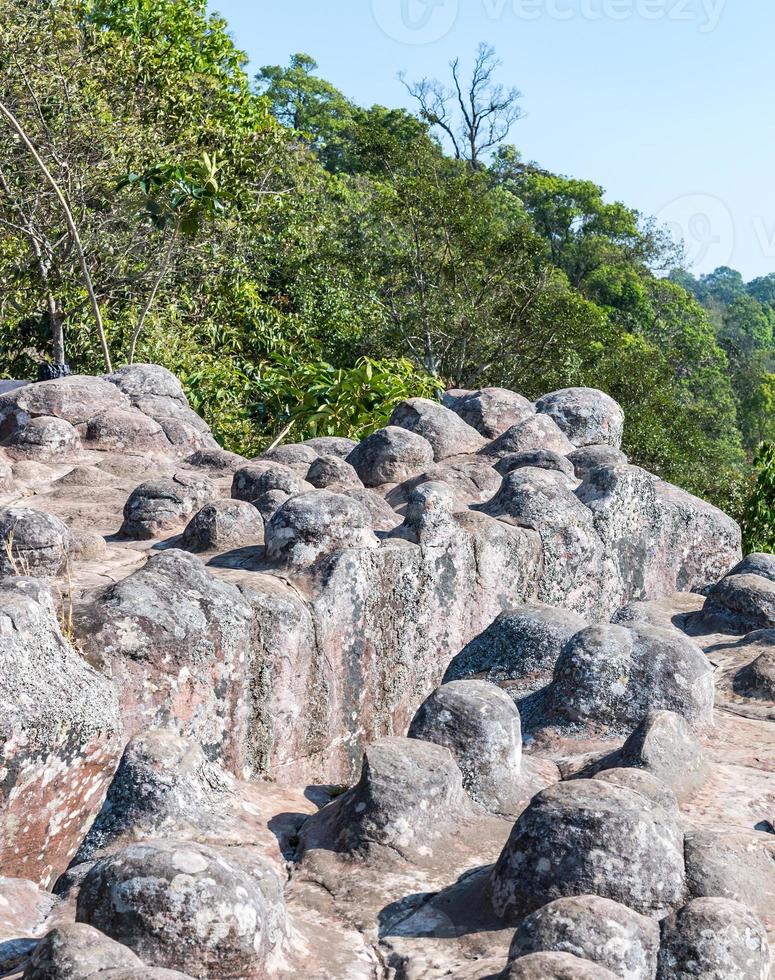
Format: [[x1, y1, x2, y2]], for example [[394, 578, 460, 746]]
[[0, 365, 772, 979]]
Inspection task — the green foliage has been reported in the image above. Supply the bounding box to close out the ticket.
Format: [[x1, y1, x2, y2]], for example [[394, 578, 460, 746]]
[[117, 151, 228, 235], [741, 444, 775, 554], [673, 265, 775, 454], [254, 356, 441, 442], [178, 352, 439, 456], [0, 16, 769, 513]]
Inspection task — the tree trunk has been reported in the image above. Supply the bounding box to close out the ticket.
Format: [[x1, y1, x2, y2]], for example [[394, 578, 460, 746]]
[[0, 99, 112, 372], [47, 293, 65, 365], [128, 221, 179, 364]]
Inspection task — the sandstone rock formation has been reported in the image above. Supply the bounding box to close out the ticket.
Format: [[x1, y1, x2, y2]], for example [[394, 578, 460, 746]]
[[0, 367, 772, 979], [508, 895, 660, 979]]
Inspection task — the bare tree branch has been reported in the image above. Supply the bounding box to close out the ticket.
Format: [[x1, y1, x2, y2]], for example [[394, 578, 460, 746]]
[[401, 43, 522, 167]]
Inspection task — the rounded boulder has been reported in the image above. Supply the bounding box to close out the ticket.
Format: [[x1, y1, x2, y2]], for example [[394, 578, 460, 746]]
[[546, 623, 714, 733], [264, 490, 378, 567], [444, 602, 587, 696], [509, 895, 660, 980], [535, 388, 625, 449], [306, 454, 363, 490], [451, 387, 535, 438], [657, 898, 770, 980], [0, 506, 72, 577], [76, 839, 287, 979], [500, 951, 619, 979], [346, 426, 435, 487], [389, 397, 487, 460], [408, 680, 522, 814], [299, 736, 467, 862], [180, 499, 264, 552], [480, 414, 575, 459], [489, 779, 686, 920]]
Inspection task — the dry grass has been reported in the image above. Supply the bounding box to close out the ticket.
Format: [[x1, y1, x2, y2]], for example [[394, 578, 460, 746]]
[[3, 525, 30, 577], [4, 525, 76, 641]]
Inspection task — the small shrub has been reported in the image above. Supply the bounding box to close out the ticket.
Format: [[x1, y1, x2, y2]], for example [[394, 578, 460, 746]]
[[741, 443, 775, 554]]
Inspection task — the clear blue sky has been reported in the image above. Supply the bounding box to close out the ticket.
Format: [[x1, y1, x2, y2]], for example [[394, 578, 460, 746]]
[[210, 0, 774, 281]]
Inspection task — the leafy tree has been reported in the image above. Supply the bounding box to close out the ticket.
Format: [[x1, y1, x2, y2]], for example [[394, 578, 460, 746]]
[[497, 159, 679, 290], [748, 273, 775, 307], [741, 443, 775, 554], [699, 266, 746, 306], [255, 53, 356, 169], [721, 295, 775, 353], [0, 3, 767, 504], [0, 0, 286, 375]]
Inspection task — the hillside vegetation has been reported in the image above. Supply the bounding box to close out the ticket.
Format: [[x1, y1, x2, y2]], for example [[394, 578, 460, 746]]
[[0, 0, 773, 546]]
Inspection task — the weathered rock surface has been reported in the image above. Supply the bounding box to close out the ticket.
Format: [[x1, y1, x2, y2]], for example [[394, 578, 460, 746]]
[[481, 467, 604, 614], [0, 876, 58, 974], [501, 951, 620, 979], [264, 490, 379, 567], [576, 464, 741, 618], [657, 898, 770, 980], [5, 415, 82, 459], [73, 550, 258, 776], [509, 895, 660, 980], [106, 364, 187, 405], [480, 414, 576, 459], [343, 486, 402, 530], [592, 766, 679, 813], [731, 553, 775, 582], [737, 642, 775, 700], [231, 461, 312, 501], [444, 602, 587, 697], [76, 840, 287, 978], [386, 453, 503, 509], [184, 446, 247, 472], [85, 408, 169, 453], [23, 923, 150, 979], [180, 498, 264, 552], [302, 435, 358, 459], [0, 376, 130, 436], [390, 397, 487, 459], [489, 779, 686, 919], [535, 387, 625, 449], [346, 425, 434, 486], [306, 453, 362, 490], [107, 364, 216, 454], [495, 448, 576, 479], [1, 365, 772, 980], [298, 736, 469, 863], [390, 480, 457, 544], [614, 709, 710, 799], [119, 474, 214, 539], [683, 829, 775, 919], [567, 444, 629, 479], [258, 442, 319, 473], [72, 731, 232, 864], [544, 623, 714, 734], [0, 506, 72, 576], [408, 680, 527, 815], [703, 573, 775, 631], [450, 387, 535, 438], [0, 578, 120, 886]]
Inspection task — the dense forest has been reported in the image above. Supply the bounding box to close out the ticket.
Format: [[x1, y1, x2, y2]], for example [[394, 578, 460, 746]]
[[1, 0, 773, 548]]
